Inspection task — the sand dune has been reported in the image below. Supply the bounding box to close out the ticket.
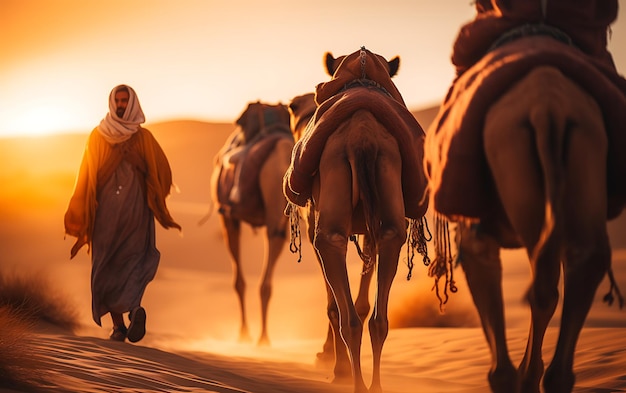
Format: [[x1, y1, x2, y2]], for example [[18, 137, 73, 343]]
[[0, 117, 625, 392], [6, 315, 626, 393]]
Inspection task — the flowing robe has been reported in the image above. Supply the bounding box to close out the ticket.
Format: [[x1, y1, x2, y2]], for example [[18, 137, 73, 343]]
[[65, 127, 180, 325]]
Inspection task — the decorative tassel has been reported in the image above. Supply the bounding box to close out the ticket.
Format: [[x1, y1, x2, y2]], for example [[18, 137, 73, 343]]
[[603, 267, 624, 309], [285, 202, 302, 263], [429, 213, 458, 311], [406, 216, 432, 280]]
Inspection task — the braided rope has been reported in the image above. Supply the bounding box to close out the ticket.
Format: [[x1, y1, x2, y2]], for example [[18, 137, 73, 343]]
[[488, 23, 574, 53], [603, 267, 625, 309], [285, 202, 302, 263], [350, 235, 374, 276], [359, 46, 367, 79]]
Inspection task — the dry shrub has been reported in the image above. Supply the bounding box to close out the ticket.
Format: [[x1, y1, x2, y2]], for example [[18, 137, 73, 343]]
[[0, 268, 80, 390], [0, 268, 79, 332], [390, 286, 480, 328], [0, 306, 48, 390]]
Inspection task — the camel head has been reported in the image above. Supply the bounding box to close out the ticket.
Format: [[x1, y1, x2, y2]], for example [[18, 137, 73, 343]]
[[324, 48, 400, 78], [287, 93, 316, 142], [315, 47, 405, 106]]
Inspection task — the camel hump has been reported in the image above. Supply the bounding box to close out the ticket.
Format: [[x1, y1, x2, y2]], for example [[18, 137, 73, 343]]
[[236, 101, 291, 143]]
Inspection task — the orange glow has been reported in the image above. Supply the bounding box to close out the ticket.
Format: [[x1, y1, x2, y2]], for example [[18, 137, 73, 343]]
[[3, 2, 625, 138], [0, 1, 480, 138]]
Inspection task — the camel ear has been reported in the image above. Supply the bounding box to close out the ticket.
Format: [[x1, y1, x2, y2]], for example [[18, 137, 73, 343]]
[[325, 52, 336, 76], [388, 56, 400, 77]]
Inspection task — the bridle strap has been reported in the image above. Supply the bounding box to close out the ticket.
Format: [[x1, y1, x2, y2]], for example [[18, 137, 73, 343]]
[[488, 23, 574, 53]]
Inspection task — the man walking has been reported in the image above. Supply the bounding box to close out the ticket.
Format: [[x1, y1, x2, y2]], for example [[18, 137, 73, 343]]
[[65, 84, 181, 342]]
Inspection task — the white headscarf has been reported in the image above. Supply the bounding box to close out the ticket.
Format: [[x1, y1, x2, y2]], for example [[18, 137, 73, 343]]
[[98, 84, 146, 144]]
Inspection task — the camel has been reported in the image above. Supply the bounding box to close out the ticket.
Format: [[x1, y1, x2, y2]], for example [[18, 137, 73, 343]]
[[211, 101, 294, 346], [284, 48, 429, 393], [287, 92, 376, 368], [457, 65, 613, 393], [425, 11, 626, 391]]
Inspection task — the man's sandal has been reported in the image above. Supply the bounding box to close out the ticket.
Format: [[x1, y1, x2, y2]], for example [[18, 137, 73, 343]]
[[127, 306, 146, 343], [110, 325, 127, 342]]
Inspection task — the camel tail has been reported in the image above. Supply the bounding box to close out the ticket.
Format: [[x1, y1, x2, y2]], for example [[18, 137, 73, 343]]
[[351, 141, 381, 254], [529, 104, 566, 263], [197, 199, 214, 226]]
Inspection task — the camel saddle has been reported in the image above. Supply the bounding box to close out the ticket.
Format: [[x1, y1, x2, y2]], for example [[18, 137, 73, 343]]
[[426, 35, 626, 221], [215, 101, 292, 220], [284, 86, 428, 219]]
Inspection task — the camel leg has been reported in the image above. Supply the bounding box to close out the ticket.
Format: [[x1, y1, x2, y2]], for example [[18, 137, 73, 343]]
[[325, 278, 353, 382], [319, 259, 352, 378], [367, 153, 405, 393], [314, 163, 367, 393], [368, 225, 404, 392], [458, 222, 518, 393], [300, 207, 345, 371], [315, 230, 365, 391], [544, 126, 609, 393], [257, 224, 287, 346], [517, 240, 560, 393], [543, 238, 609, 393], [257, 208, 288, 347], [257, 141, 291, 346], [508, 194, 560, 392], [317, 322, 336, 368], [305, 210, 342, 369], [219, 215, 251, 342], [485, 175, 558, 393]]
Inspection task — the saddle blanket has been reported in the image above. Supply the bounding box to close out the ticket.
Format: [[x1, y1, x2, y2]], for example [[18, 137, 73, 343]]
[[426, 36, 626, 220], [284, 87, 429, 219], [216, 133, 292, 214]]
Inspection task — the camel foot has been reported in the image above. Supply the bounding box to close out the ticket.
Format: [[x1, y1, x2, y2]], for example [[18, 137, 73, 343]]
[[238, 330, 252, 343], [543, 365, 574, 393], [488, 365, 519, 393], [315, 350, 334, 369], [257, 335, 270, 347]]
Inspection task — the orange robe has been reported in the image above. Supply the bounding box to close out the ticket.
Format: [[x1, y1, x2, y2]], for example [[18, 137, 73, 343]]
[[65, 127, 180, 258]]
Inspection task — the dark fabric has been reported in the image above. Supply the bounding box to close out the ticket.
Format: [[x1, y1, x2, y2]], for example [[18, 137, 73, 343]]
[[285, 87, 428, 219], [91, 160, 158, 325], [426, 36, 626, 220], [452, 0, 619, 76]]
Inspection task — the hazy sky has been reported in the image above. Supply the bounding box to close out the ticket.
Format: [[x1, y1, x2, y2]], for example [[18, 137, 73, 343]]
[[1, 1, 625, 137]]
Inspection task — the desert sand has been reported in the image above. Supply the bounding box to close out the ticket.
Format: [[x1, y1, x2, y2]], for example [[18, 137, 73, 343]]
[[0, 110, 624, 392]]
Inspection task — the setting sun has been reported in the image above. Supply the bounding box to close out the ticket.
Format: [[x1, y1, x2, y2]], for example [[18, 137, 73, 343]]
[[6, 105, 77, 137]]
